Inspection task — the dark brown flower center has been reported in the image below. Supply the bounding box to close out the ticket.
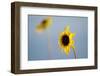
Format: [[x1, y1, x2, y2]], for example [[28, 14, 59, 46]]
[[42, 20, 47, 28], [62, 35, 69, 46]]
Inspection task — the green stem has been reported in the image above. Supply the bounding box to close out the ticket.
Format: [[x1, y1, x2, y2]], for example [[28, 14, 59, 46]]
[[72, 47, 76, 59]]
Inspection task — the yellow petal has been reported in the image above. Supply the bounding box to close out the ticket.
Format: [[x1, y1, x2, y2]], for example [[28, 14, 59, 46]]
[[64, 47, 70, 55], [35, 28, 44, 33], [64, 26, 70, 32], [70, 40, 74, 45], [69, 33, 75, 39], [64, 26, 72, 35]]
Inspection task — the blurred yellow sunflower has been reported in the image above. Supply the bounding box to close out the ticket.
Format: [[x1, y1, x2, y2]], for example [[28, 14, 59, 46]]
[[58, 26, 76, 56], [35, 16, 53, 58], [36, 17, 52, 33]]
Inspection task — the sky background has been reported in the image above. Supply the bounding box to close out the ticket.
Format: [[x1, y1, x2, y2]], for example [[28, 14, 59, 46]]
[[28, 15, 88, 61]]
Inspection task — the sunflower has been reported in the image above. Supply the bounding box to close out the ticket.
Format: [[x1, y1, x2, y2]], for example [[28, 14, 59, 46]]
[[35, 16, 53, 59], [36, 17, 52, 33], [58, 26, 76, 57]]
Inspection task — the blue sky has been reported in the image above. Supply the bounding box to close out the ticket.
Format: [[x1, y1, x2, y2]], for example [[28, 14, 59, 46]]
[[28, 15, 88, 61]]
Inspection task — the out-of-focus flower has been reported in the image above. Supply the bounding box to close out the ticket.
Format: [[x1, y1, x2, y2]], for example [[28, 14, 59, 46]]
[[36, 17, 52, 33]]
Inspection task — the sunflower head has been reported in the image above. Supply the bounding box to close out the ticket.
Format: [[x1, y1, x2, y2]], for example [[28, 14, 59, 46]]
[[36, 17, 52, 33], [58, 26, 75, 56]]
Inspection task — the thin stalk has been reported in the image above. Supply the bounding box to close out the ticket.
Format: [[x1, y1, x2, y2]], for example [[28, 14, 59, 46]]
[[47, 30, 51, 59], [72, 47, 76, 59]]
